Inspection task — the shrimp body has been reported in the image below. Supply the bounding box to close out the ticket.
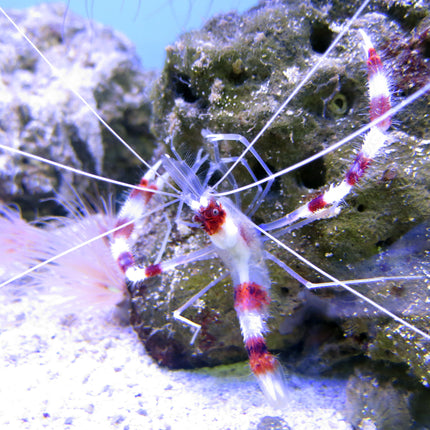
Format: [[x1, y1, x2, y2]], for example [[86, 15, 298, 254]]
[[192, 196, 286, 406]]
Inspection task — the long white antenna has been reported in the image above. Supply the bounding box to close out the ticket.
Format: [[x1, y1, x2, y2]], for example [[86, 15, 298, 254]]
[[257, 224, 430, 341], [0, 199, 179, 290], [214, 81, 430, 197], [0, 6, 150, 169], [212, 0, 372, 190], [0, 142, 179, 198]]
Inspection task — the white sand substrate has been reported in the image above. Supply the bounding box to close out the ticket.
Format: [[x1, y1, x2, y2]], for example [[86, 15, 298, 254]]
[[0, 287, 352, 430]]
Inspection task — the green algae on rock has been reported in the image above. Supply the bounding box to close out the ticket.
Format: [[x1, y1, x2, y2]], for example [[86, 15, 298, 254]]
[[131, 0, 430, 386]]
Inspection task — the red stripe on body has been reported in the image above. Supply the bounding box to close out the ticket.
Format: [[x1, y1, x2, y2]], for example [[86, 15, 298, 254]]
[[245, 337, 277, 375], [145, 263, 162, 278], [113, 178, 158, 240], [129, 178, 158, 203], [367, 47, 384, 76], [117, 251, 135, 273], [307, 194, 327, 213], [369, 95, 391, 131], [234, 282, 270, 312], [345, 153, 372, 186], [113, 218, 134, 240]]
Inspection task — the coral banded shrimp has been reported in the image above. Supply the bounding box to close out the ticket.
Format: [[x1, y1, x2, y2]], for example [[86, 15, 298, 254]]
[[0, 0, 429, 410], [118, 25, 429, 403]]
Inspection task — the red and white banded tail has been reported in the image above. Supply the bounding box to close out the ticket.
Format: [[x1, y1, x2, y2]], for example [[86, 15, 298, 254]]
[[235, 282, 287, 407]]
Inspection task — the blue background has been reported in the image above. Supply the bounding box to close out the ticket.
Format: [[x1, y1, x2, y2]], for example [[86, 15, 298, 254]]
[[2, 1, 257, 69]]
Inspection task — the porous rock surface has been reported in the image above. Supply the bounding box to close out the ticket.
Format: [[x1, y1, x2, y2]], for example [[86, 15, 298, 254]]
[[133, 0, 430, 392], [0, 3, 156, 217]]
